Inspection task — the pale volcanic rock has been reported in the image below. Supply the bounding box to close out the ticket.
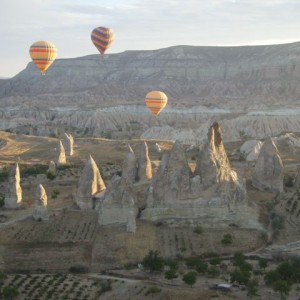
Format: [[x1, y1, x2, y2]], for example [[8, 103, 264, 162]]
[[126, 210, 136, 233], [122, 145, 137, 183], [33, 184, 48, 221], [252, 137, 284, 193], [142, 123, 255, 229], [63, 133, 74, 156], [146, 141, 191, 208], [240, 140, 262, 155], [137, 141, 152, 181], [47, 161, 56, 175], [75, 155, 106, 210], [274, 133, 300, 155], [56, 140, 66, 166], [98, 175, 137, 226], [240, 140, 263, 162], [195, 122, 235, 188], [5, 163, 22, 209]]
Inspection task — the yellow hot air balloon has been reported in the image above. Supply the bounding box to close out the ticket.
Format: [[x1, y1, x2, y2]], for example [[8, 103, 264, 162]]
[[145, 91, 168, 117], [91, 27, 115, 55], [29, 41, 57, 75]]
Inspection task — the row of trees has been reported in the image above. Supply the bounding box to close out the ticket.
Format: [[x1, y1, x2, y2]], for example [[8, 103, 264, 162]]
[[141, 250, 300, 299], [0, 272, 19, 300]]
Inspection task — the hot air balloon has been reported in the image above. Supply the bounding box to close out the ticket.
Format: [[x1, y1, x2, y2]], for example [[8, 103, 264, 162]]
[[29, 41, 57, 75], [145, 91, 168, 117], [91, 27, 115, 55]]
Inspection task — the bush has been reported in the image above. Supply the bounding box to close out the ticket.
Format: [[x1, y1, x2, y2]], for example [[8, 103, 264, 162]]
[[69, 264, 89, 274], [230, 270, 251, 285], [271, 212, 284, 231], [100, 280, 112, 293], [221, 234, 233, 245], [142, 250, 164, 273], [46, 172, 56, 180], [183, 271, 197, 287], [51, 189, 60, 199], [165, 269, 178, 280], [193, 226, 203, 234], [0, 194, 5, 208], [0, 167, 9, 183], [145, 286, 161, 296], [21, 164, 48, 177]]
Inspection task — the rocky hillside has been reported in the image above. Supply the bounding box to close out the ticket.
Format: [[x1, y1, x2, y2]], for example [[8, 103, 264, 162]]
[[0, 42, 299, 142]]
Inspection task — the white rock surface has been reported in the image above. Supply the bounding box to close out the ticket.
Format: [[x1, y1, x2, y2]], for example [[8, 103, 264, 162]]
[[75, 155, 106, 210], [56, 140, 66, 166], [122, 145, 137, 184], [33, 184, 48, 221], [137, 141, 152, 181], [47, 161, 56, 175], [5, 163, 22, 209], [252, 137, 283, 193], [63, 133, 74, 156]]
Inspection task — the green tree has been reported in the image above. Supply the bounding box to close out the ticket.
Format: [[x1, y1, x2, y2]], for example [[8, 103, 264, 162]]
[[182, 271, 197, 287], [195, 261, 208, 274], [230, 270, 251, 285], [165, 268, 178, 280], [258, 258, 268, 270], [2, 285, 19, 300], [264, 270, 281, 286], [221, 234, 233, 245], [207, 266, 220, 278], [273, 280, 291, 300], [233, 252, 246, 267], [142, 250, 164, 273], [247, 278, 259, 298]]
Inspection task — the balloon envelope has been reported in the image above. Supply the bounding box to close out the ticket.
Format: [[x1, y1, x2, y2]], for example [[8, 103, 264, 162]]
[[145, 91, 168, 116], [91, 27, 115, 55], [29, 41, 57, 75]]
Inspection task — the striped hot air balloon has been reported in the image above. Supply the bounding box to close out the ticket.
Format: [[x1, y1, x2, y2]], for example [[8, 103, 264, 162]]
[[91, 27, 115, 55], [29, 41, 57, 75], [145, 91, 168, 117]]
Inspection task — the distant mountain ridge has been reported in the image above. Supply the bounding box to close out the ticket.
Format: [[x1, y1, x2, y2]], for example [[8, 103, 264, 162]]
[[0, 42, 300, 109], [0, 42, 300, 143]]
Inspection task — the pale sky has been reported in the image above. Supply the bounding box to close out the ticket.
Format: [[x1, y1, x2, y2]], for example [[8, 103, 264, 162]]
[[1, 0, 300, 77]]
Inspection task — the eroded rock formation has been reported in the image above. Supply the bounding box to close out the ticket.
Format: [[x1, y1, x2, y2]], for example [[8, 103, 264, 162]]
[[5, 163, 22, 209], [240, 140, 263, 161], [122, 145, 137, 184], [33, 184, 48, 221], [195, 122, 237, 188], [63, 133, 74, 156], [252, 137, 283, 193], [75, 155, 106, 210], [47, 161, 56, 176], [142, 122, 256, 229], [98, 175, 137, 226], [56, 140, 66, 166], [137, 141, 152, 181]]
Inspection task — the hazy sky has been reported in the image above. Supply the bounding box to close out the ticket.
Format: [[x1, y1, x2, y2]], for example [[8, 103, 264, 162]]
[[1, 0, 300, 77]]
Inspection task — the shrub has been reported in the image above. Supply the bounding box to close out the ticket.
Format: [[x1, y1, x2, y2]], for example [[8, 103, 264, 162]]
[[221, 234, 233, 245], [182, 271, 197, 287], [69, 264, 89, 274], [100, 280, 112, 293], [46, 172, 56, 180], [142, 250, 164, 273], [21, 164, 48, 177], [145, 286, 161, 296], [0, 167, 9, 183], [193, 226, 203, 234], [165, 269, 178, 280]]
